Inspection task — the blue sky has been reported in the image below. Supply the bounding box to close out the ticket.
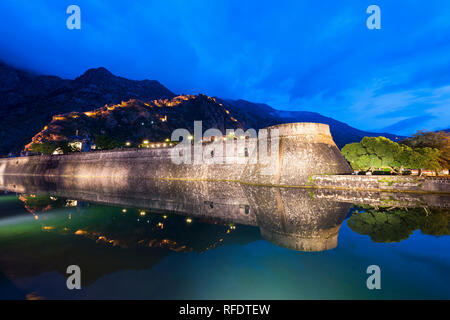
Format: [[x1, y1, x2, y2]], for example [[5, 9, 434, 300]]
[[1, 0, 449, 135]]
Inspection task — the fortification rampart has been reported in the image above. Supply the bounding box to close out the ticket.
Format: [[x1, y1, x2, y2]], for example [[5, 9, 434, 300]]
[[0, 122, 353, 185]]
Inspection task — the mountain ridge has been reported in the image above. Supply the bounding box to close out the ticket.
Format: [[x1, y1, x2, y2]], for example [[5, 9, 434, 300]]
[[0, 63, 404, 154]]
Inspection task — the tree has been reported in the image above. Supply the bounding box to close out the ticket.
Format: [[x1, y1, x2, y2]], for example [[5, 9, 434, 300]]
[[341, 136, 442, 173], [30, 141, 76, 155], [400, 130, 450, 169], [94, 134, 122, 150], [30, 142, 58, 155], [342, 137, 402, 172]]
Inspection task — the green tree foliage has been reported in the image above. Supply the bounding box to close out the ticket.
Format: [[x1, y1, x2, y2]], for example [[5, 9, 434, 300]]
[[347, 206, 449, 243], [94, 134, 122, 150], [400, 130, 450, 168], [30, 141, 76, 155], [30, 142, 58, 155], [341, 137, 442, 171]]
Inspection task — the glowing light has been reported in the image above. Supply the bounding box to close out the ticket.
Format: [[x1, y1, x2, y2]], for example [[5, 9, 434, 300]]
[[143, 140, 149, 145], [163, 215, 168, 219], [122, 209, 127, 213], [140, 211, 146, 216], [125, 142, 131, 146], [165, 138, 170, 142], [188, 135, 194, 140], [186, 218, 192, 224]]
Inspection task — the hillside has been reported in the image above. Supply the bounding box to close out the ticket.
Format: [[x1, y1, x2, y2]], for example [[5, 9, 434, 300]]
[[0, 63, 404, 154], [26, 95, 244, 149], [0, 63, 175, 154]]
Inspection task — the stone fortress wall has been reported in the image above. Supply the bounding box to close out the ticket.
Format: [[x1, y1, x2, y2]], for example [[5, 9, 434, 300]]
[[0, 122, 352, 185], [0, 122, 448, 193]]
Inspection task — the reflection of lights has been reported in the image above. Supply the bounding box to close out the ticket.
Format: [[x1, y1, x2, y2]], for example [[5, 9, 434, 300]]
[[42, 226, 55, 231], [186, 218, 192, 224], [34, 215, 39, 220], [140, 211, 146, 216]]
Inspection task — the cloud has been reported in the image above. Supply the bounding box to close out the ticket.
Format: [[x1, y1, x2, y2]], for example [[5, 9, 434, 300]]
[[0, 0, 449, 133]]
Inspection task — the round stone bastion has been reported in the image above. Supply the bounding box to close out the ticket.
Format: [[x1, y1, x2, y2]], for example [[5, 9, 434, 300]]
[[242, 122, 352, 186]]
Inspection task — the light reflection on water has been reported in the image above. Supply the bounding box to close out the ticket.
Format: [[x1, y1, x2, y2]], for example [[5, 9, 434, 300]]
[[0, 176, 448, 299]]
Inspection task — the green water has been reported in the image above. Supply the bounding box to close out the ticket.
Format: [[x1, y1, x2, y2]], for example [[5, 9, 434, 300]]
[[0, 192, 449, 299]]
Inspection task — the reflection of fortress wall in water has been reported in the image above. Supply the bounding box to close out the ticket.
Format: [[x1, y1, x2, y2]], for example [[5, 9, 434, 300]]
[[2, 174, 447, 252], [0, 123, 352, 186], [0, 176, 257, 226], [0, 175, 354, 251], [244, 186, 351, 251]]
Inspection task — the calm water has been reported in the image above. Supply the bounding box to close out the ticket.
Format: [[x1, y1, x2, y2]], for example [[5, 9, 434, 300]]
[[0, 177, 449, 300]]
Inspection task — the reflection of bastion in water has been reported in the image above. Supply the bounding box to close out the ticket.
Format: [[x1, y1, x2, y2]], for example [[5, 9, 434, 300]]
[[245, 186, 351, 251], [0, 175, 351, 252]]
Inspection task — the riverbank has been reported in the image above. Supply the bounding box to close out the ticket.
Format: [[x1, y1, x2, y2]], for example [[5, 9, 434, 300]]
[[309, 175, 450, 194]]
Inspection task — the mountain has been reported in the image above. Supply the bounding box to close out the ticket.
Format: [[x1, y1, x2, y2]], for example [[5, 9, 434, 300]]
[[219, 99, 404, 148], [0, 62, 175, 154], [0, 63, 403, 154], [26, 95, 244, 149]]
